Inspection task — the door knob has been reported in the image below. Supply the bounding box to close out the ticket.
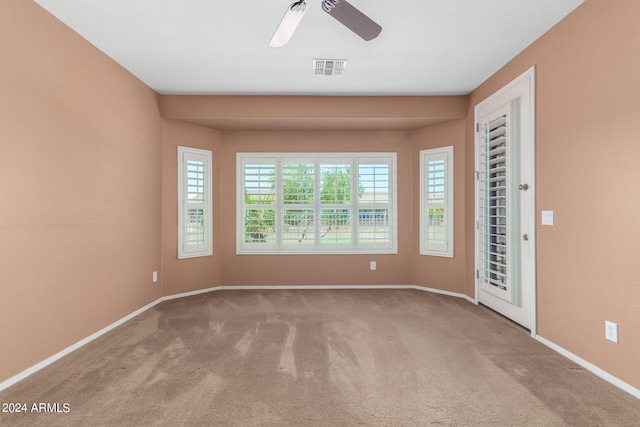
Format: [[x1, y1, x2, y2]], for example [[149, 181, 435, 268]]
[[518, 184, 529, 191], [522, 234, 529, 241]]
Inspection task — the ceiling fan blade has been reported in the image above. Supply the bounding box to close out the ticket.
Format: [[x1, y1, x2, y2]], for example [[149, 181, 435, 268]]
[[322, 0, 382, 41], [269, 1, 308, 47]]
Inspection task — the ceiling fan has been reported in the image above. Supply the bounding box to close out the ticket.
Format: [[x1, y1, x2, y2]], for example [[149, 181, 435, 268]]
[[269, 0, 382, 48]]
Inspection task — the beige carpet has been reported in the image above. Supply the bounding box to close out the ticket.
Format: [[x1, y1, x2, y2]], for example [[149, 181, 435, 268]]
[[1, 289, 638, 426]]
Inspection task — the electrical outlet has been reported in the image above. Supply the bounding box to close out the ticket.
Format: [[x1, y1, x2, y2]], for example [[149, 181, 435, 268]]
[[370, 261, 376, 271], [541, 210, 554, 226], [605, 321, 618, 343], [153, 271, 158, 283]]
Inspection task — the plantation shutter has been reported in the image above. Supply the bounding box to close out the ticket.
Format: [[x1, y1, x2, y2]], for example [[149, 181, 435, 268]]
[[319, 160, 353, 247], [237, 153, 397, 254], [178, 147, 212, 259], [421, 147, 453, 257], [241, 159, 277, 249], [357, 159, 392, 247], [282, 160, 315, 247], [477, 100, 521, 305]]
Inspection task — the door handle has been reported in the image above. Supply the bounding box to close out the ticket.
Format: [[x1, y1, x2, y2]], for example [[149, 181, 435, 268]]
[[522, 234, 529, 241], [518, 184, 529, 191]]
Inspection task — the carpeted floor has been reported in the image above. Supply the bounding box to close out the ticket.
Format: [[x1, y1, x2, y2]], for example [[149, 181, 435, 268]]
[[1, 289, 639, 426]]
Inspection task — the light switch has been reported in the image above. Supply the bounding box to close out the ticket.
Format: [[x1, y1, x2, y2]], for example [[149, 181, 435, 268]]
[[541, 210, 554, 226]]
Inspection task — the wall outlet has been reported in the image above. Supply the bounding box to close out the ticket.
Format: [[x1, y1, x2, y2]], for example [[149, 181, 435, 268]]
[[152, 271, 158, 283], [605, 321, 618, 343], [541, 210, 554, 226], [370, 261, 376, 271]]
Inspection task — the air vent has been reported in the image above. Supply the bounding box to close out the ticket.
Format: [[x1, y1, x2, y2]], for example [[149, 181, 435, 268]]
[[313, 59, 347, 76]]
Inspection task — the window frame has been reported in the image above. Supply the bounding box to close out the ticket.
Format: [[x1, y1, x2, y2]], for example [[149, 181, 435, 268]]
[[237, 152, 398, 255], [178, 146, 213, 259], [420, 146, 454, 257]]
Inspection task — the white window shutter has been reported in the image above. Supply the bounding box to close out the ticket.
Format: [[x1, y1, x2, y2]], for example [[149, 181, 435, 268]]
[[319, 160, 354, 247], [477, 104, 519, 304], [237, 153, 397, 255], [240, 158, 277, 250], [420, 146, 454, 257], [178, 146, 212, 259], [357, 159, 393, 247]]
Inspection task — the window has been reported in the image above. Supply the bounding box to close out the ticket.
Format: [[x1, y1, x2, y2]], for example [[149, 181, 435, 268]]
[[178, 146, 212, 259], [420, 146, 453, 257], [237, 153, 397, 254]]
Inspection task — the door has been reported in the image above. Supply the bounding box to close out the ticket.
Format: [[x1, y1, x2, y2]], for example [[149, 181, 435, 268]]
[[475, 67, 536, 332]]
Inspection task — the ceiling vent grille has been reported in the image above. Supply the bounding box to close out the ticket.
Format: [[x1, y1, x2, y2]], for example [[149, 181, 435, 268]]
[[313, 59, 347, 76]]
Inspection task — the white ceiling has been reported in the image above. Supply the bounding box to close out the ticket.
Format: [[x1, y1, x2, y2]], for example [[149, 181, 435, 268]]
[[33, 0, 584, 96]]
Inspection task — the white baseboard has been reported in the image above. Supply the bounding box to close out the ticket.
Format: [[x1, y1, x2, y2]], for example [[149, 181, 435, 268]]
[[0, 298, 163, 392], [167, 284, 475, 305], [219, 284, 416, 291], [410, 285, 471, 301], [161, 286, 224, 301], [162, 285, 417, 300], [536, 335, 640, 400]]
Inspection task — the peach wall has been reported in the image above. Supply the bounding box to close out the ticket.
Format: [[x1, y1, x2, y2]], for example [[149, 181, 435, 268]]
[[410, 120, 466, 294], [160, 95, 469, 131], [219, 130, 413, 287], [466, 0, 640, 389], [161, 120, 223, 295], [0, 0, 162, 383]]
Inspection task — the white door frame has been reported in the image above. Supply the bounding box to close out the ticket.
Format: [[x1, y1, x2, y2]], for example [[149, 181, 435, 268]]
[[474, 66, 537, 337]]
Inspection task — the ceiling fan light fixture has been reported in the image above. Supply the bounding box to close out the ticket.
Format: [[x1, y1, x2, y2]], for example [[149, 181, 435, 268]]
[[322, 0, 382, 41], [269, 1, 308, 48]]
